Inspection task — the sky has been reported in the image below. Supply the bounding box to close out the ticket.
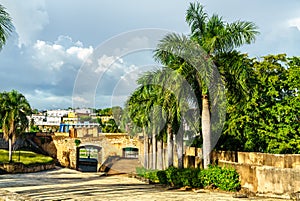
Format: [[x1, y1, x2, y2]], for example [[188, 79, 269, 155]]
[[0, 0, 300, 110]]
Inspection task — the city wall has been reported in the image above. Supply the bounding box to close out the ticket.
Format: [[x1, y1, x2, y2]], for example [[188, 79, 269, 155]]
[[184, 147, 300, 199]]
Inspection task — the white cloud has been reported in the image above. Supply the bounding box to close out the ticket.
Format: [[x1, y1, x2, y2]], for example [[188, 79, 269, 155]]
[[25, 90, 72, 110], [2, 0, 49, 47], [32, 35, 93, 71], [72, 96, 89, 104], [288, 18, 300, 30], [95, 55, 123, 74], [66, 46, 93, 61]]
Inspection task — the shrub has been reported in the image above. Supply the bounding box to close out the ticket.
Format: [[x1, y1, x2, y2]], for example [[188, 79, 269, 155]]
[[74, 139, 81, 147], [136, 165, 240, 192], [145, 170, 159, 182], [165, 166, 182, 187], [200, 165, 240, 191], [157, 170, 168, 184], [136, 167, 147, 177]]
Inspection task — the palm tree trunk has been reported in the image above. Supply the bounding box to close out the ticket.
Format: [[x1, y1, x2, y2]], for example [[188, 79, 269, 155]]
[[144, 133, 148, 169], [8, 137, 12, 162], [167, 123, 173, 167], [147, 136, 151, 169], [176, 126, 184, 169], [202, 95, 211, 169], [157, 140, 163, 170], [152, 128, 156, 169]]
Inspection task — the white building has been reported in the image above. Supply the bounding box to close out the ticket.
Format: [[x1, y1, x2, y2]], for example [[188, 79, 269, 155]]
[[47, 109, 70, 117]]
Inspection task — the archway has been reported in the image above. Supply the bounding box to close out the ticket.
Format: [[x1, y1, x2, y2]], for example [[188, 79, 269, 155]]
[[77, 145, 102, 172], [122, 147, 139, 158]]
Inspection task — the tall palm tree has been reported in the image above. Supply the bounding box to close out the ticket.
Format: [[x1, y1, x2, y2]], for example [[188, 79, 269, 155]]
[[0, 4, 13, 49], [155, 2, 258, 168], [125, 67, 193, 169], [0, 90, 31, 162], [136, 68, 194, 169], [124, 86, 151, 168]]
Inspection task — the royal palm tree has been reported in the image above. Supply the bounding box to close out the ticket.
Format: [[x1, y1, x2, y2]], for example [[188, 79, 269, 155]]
[[135, 68, 193, 169], [154, 2, 258, 168], [0, 4, 13, 49], [124, 87, 150, 168], [0, 90, 31, 162]]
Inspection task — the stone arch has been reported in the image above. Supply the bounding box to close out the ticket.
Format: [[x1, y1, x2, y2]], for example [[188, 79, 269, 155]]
[[122, 147, 139, 158], [76, 145, 102, 172]]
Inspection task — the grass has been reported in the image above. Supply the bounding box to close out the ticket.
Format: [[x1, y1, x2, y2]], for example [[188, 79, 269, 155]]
[[0, 149, 54, 165]]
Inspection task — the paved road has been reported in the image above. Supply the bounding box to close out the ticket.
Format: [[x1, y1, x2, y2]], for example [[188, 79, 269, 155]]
[[0, 167, 290, 201]]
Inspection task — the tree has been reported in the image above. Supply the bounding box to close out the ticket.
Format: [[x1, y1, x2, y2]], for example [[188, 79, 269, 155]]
[[155, 2, 259, 168], [0, 90, 31, 162], [125, 67, 195, 169], [221, 54, 300, 154], [125, 84, 157, 169], [0, 4, 13, 50]]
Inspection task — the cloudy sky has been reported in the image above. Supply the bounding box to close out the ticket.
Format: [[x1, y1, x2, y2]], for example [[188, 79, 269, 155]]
[[0, 0, 300, 110]]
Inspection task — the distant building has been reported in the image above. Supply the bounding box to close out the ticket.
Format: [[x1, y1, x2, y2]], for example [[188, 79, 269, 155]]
[[29, 108, 101, 133], [47, 109, 70, 117], [74, 108, 93, 115]]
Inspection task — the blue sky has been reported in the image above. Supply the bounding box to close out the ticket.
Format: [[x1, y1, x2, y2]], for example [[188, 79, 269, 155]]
[[0, 0, 300, 110]]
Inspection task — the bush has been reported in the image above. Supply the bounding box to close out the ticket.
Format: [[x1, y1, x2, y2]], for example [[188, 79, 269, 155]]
[[157, 170, 168, 184], [200, 165, 240, 191], [136, 165, 240, 192], [136, 167, 147, 177], [145, 170, 159, 182]]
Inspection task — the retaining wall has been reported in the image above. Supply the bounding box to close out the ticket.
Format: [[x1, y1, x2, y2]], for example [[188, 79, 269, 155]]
[[0, 162, 55, 174], [182, 148, 300, 199]]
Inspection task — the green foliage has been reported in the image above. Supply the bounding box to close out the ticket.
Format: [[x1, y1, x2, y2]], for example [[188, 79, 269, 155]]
[[74, 139, 81, 147], [219, 54, 300, 154], [97, 108, 112, 116], [156, 170, 168, 184], [29, 125, 40, 132], [0, 4, 14, 50], [101, 119, 122, 133], [165, 166, 182, 187], [0, 149, 53, 165], [136, 167, 147, 176], [136, 167, 159, 182], [200, 165, 240, 191], [136, 166, 240, 192]]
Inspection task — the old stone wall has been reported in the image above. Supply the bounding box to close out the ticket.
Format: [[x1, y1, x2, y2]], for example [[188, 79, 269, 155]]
[[159, 147, 300, 198], [212, 150, 300, 169], [39, 134, 142, 171], [0, 162, 55, 173]]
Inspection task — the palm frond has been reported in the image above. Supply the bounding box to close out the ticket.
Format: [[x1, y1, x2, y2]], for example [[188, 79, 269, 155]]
[[0, 4, 13, 49]]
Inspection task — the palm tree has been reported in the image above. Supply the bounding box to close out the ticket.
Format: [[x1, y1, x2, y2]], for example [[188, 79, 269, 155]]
[[154, 2, 258, 168], [124, 87, 150, 168], [136, 68, 194, 169], [125, 67, 192, 169], [0, 90, 31, 162], [0, 4, 13, 49]]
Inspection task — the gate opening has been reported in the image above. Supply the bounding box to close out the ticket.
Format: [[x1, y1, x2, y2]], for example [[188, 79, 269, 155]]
[[122, 147, 138, 158]]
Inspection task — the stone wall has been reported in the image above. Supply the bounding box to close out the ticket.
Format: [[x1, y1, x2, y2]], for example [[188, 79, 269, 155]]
[[212, 150, 300, 169], [38, 134, 142, 171], [198, 150, 300, 199], [0, 162, 55, 174]]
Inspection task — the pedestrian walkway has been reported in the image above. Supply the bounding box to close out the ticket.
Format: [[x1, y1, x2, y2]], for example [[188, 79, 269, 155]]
[[0, 167, 290, 201]]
